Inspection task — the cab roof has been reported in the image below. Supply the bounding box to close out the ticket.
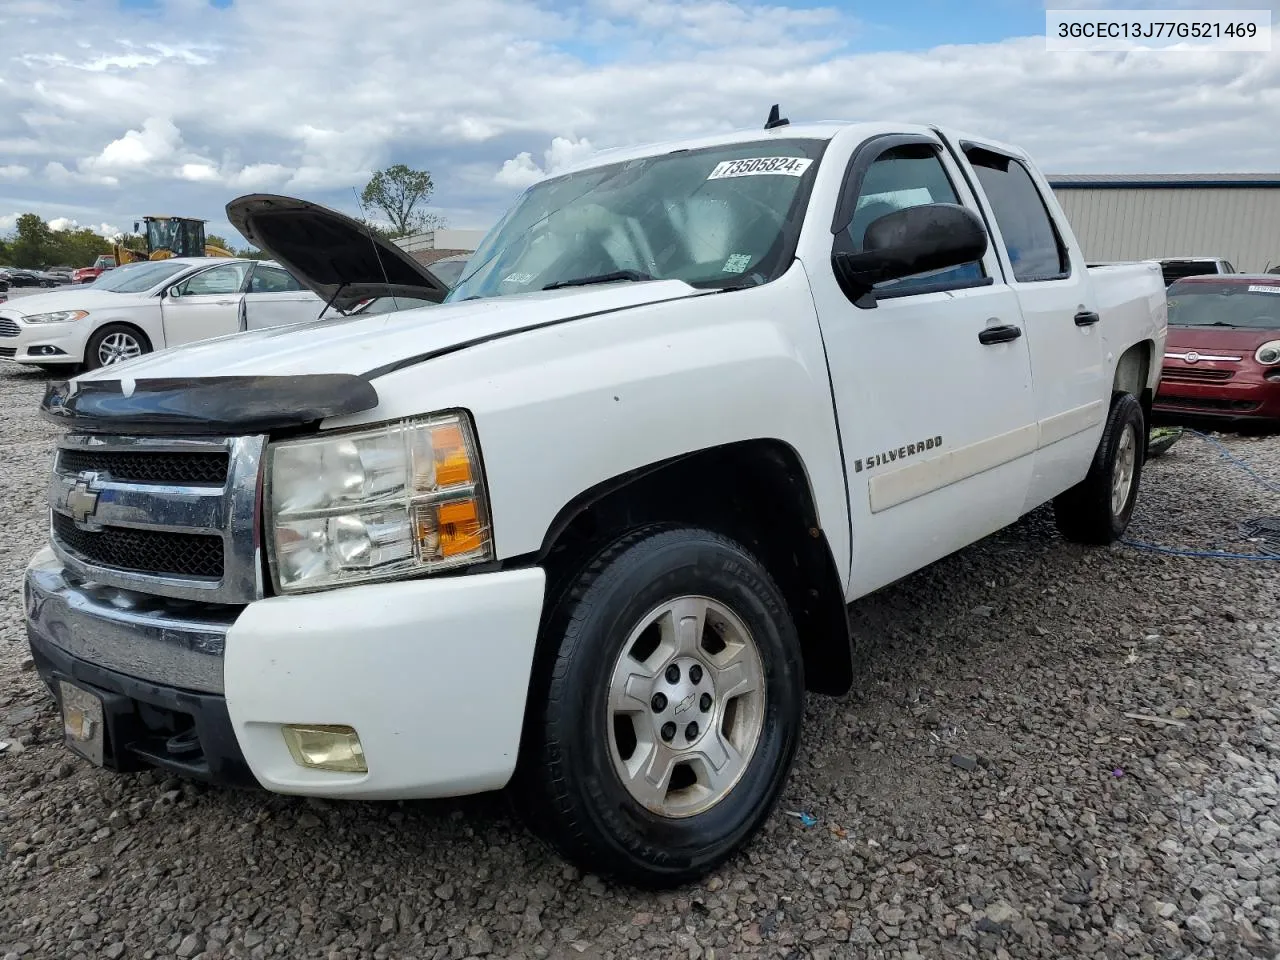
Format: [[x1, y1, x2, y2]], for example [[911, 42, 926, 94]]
[[552, 120, 1027, 179]]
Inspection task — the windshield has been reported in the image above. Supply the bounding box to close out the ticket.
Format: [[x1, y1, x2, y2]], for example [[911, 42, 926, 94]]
[[448, 138, 827, 302], [90, 261, 189, 293], [1167, 281, 1280, 328], [427, 258, 468, 288]]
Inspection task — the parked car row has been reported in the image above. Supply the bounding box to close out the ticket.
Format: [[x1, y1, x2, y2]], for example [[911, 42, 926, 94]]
[[0, 266, 67, 288], [0, 244, 466, 371]]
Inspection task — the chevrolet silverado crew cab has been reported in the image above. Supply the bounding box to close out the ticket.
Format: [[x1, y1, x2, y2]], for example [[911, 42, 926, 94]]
[[25, 116, 1166, 887]]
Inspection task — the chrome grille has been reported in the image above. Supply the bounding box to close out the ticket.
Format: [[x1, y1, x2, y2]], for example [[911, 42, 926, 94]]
[[57, 448, 229, 486], [48, 434, 266, 604], [51, 513, 224, 579], [0, 318, 18, 338]]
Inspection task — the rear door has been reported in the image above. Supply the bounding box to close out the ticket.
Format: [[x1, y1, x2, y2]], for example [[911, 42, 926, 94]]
[[160, 261, 253, 347], [244, 263, 322, 330], [805, 132, 1037, 599], [946, 136, 1107, 510]]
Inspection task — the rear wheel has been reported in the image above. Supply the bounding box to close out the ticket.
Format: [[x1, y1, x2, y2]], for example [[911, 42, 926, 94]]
[[517, 526, 804, 887], [84, 324, 151, 370], [1053, 393, 1145, 544]]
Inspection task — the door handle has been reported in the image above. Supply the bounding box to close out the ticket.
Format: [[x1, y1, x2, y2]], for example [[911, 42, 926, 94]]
[[216, 299, 235, 306], [978, 324, 1022, 345], [1074, 310, 1100, 326]]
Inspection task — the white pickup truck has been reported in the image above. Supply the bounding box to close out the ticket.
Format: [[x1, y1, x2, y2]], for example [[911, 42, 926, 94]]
[[25, 117, 1166, 887]]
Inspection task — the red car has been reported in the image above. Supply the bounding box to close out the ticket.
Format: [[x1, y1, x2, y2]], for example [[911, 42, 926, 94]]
[[1155, 274, 1280, 422], [72, 254, 117, 284]]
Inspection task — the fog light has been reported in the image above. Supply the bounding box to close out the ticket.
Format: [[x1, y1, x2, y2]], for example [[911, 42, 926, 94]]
[[281, 724, 367, 773]]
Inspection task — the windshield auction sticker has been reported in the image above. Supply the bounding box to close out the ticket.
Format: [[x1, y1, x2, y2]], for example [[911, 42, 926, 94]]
[[1248, 285, 1280, 294], [707, 157, 813, 179]]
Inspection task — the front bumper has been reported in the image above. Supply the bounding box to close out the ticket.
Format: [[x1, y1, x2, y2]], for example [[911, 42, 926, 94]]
[[1154, 369, 1280, 421], [25, 548, 547, 799], [0, 318, 85, 365]]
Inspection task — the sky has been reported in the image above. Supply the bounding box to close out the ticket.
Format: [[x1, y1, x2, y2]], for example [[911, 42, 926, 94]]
[[1, 0, 1277, 245]]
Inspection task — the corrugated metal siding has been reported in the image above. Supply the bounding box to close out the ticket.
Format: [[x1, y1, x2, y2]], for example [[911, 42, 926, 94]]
[[1051, 187, 1280, 272]]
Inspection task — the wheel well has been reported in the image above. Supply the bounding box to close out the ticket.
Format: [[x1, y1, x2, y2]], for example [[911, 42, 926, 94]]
[[536, 441, 853, 696], [1112, 340, 1155, 452], [85, 322, 152, 363]]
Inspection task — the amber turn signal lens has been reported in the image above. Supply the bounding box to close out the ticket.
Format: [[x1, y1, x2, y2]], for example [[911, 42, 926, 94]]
[[438, 499, 484, 557], [433, 423, 472, 487]]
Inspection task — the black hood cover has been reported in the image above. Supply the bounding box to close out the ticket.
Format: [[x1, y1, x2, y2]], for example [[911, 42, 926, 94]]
[[227, 194, 451, 312], [41, 375, 380, 435]]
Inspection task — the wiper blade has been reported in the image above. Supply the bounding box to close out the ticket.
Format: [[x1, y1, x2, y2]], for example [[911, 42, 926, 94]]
[[543, 269, 655, 291]]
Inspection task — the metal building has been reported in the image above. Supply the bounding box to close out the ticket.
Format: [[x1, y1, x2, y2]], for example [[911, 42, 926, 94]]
[[1047, 174, 1280, 273]]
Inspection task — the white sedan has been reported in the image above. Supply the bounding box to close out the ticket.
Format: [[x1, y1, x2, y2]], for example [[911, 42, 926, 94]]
[[0, 257, 324, 371]]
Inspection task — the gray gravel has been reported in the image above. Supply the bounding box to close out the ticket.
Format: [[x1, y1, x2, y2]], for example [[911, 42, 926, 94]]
[[3, 360, 1280, 960]]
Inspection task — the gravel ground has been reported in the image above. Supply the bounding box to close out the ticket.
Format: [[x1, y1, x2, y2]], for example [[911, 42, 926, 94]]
[[3, 361, 1280, 960]]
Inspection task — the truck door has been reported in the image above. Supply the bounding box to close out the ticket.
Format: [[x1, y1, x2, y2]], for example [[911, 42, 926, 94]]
[[244, 263, 324, 331], [803, 133, 1037, 599], [160, 261, 252, 348], [950, 138, 1107, 510]]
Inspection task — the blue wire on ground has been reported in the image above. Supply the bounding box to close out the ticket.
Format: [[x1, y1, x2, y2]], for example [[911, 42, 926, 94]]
[[1119, 428, 1280, 562]]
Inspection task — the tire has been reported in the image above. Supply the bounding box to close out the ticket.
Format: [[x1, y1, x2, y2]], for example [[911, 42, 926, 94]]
[[1053, 393, 1145, 544], [517, 525, 804, 887], [84, 324, 151, 370]]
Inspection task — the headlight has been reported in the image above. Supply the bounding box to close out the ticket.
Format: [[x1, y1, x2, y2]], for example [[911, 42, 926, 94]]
[[1256, 340, 1280, 366], [23, 310, 89, 324], [265, 413, 492, 593]]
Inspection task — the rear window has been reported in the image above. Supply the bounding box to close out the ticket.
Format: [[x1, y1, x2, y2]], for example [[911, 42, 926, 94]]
[[1160, 261, 1222, 286], [1166, 281, 1280, 328]]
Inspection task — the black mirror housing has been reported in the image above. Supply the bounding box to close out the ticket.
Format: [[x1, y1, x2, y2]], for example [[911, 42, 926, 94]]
[[832, 202, 988, 301]]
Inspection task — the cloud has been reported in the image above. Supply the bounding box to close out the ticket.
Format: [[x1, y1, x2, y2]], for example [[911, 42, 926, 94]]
[[0, 213, 19, 232], [46, 216, 121, 236], [0, 165, 30, 180], [1, 0, 1279, 238], [496, 136, 596, 188]]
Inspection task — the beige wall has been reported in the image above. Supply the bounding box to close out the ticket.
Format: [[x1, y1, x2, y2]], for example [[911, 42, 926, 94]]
[[1052, 187, 1280, 273]]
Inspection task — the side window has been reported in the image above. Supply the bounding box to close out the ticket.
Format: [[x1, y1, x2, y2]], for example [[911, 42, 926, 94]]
[[249, 264, 304, 293], [175, 262, 251, 297], [966, 150, 1069, 282], [836, 144, 985, 294]]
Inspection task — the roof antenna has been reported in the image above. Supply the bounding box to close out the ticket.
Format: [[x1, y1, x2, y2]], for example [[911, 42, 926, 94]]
[[764, 104, 789, 130]]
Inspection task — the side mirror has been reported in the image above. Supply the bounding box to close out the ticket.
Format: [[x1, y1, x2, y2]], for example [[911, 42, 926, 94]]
[[832, 202, 988, 302], [165, 286, 182, 299]]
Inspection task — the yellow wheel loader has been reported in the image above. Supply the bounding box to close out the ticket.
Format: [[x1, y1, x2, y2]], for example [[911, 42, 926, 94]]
[[112, 216, 234, 266]]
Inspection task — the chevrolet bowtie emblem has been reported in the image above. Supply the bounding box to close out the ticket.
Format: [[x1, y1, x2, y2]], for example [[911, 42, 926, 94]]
[[66, 473, 101, 523]]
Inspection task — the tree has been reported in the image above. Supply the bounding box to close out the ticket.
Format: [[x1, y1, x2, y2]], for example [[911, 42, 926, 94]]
[[48, 228, 112, 267], [9, 213, 54, 268], [360, 164, 446, 237], [206, 234, 234, 253]]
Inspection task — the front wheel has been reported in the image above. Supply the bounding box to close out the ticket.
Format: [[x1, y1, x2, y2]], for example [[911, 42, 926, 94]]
[[517, 526, 804, 887], [1053, 393, 1146, 544], [84, 324, 151, 370]]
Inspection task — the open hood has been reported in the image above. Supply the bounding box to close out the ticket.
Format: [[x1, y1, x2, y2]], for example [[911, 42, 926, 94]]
[[226, 194, 452, 312]]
